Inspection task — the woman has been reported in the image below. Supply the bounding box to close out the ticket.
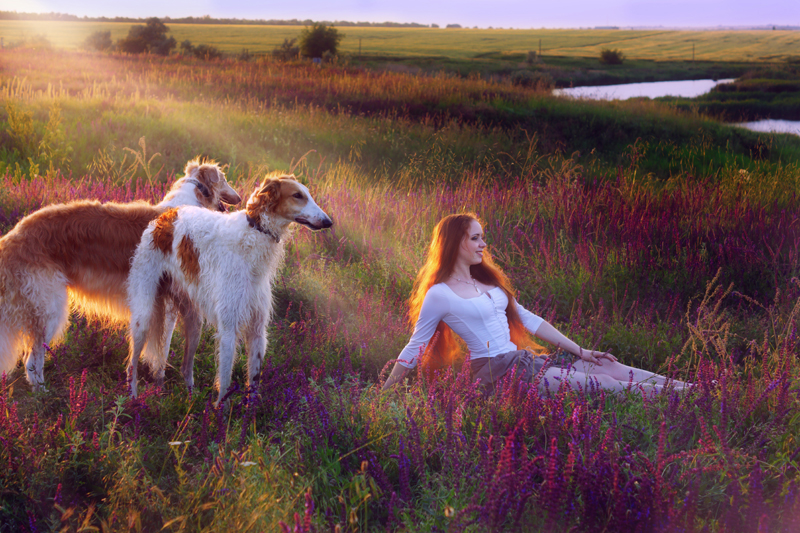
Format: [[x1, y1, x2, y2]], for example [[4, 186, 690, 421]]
[[381, 213, 687, 394]]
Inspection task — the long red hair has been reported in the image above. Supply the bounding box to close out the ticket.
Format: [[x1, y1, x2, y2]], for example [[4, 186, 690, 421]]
[[408, 213, 545, 370]]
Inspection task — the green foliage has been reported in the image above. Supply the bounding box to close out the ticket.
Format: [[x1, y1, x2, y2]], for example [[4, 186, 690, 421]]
[[298, 23, 343, 59], [180, 40, 223, 60], [510, 69, 554, 90], [1, 101, 72, 176], [599, 48, 625, 65], [83, 30, 112, 51], [118, 17, 176, 55], [272, 38, 299, 61], [5, 33, 52, 51], [665, 64, 800, 121]]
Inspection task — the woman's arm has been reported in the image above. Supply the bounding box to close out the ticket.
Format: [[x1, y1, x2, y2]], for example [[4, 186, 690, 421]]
[[381, 286, 449, 392], [533, 321, 618, 365], [381, 363, 413, 392]]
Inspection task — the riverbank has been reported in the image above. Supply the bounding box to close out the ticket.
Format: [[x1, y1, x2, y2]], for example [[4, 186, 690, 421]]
[[662, 64, 800, 121]]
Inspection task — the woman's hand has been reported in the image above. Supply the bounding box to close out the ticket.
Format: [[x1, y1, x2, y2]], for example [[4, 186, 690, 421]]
[[381, 363, 413, 393], [577, 347, 618, 366]]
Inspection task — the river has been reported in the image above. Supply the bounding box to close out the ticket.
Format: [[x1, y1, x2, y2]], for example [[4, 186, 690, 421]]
[[554, 80, 800, 137]]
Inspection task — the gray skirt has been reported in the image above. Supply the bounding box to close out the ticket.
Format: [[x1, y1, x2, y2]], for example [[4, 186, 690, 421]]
[[470, 349, 574, 394]]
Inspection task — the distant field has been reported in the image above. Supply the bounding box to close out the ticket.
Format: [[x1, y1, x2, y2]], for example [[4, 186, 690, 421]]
[[2, 20, 800, 61]]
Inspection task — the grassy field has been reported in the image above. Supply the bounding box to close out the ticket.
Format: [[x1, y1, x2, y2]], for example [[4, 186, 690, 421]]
[[2, 47, 800, 531], [3, 20, 800, 62]]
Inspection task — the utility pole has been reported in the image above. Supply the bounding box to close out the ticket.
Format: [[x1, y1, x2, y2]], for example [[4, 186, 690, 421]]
[[692, 42, 695, 62], [539, 38, 541, 56], [359, 38, 362, 59]]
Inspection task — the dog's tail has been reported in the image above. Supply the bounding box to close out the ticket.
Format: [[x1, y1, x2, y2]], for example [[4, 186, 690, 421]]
[[127, 235, 174, 395]]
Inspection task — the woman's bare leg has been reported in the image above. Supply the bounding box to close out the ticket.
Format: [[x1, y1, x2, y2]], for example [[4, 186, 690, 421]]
[[537, 365, 674, 395], [568, 359, 690, 388]]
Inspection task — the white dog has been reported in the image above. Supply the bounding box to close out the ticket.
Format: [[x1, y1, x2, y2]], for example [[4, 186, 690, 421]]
[[0, 159, 241, 390], [126, 173, 332, 405]]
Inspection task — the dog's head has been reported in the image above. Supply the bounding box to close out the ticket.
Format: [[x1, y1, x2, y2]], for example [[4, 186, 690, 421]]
[[246, 174, 333, 231], [163, 159, 242, 212], [183, 159, 242, 211]]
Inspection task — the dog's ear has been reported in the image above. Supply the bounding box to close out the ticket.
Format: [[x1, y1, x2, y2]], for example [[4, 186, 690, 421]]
[[246, 178, 281, 218], [198, 165, 221, 185], [259, 179, 281, 211]]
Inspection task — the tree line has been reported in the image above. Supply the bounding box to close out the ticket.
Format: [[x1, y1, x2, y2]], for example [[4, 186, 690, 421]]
[[0, 11, 433, 27], [84, 18, 344, 61]]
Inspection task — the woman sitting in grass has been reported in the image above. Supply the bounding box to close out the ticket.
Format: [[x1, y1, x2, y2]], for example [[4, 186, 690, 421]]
[[381, 213, 688, 395]]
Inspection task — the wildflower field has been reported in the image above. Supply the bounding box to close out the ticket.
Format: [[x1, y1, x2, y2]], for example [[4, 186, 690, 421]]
[[2, 46, 800, 532]]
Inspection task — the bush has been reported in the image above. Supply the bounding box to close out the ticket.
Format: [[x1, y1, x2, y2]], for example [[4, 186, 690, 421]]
[[298, 24, 343, 59], [511, 70, 554, 90], [272, 38, 300, 61], [599, 48, 625, 65], [83, 31, 112, 52], [118, 17, 176, 56], [180, 40, 223, 60], [8, 34, 52, 51]]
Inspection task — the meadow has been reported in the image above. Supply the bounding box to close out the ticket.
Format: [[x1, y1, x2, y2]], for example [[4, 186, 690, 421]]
[[1, 45, 800, 532], [3, 20, 800, 62]]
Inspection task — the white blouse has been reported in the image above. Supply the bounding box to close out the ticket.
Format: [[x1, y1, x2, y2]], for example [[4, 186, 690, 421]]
[[396, 283, 544, 368]]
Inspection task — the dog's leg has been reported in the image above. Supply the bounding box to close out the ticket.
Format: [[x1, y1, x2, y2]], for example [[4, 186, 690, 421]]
[[148, 300, 177, 390], [24, 275, 69, 391], [180, 307, 201, 391], [127, 321, 148, 399], [245, 315, 268, 389], [25, 341, 46, 391], [215, 327, 238, 407]]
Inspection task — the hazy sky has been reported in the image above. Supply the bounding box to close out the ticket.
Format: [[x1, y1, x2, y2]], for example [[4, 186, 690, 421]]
[[3, 0, 799, 28]]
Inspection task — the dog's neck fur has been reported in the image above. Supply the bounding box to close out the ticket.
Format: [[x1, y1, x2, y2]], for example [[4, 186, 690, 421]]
[[246, 213, 282, 243], [158, 178, 210, 210], [246, 212, 291, 244]]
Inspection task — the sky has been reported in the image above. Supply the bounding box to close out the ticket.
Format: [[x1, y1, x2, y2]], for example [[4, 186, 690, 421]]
[[2, 0, 799, 29]]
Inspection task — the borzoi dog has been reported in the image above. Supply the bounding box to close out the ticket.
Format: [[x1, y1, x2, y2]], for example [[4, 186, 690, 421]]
[[0, 159, 241, 390], [126, 174, 332, 405]]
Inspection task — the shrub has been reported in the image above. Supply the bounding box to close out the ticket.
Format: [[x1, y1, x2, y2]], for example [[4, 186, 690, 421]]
[[511, 69, 554, 90], [298, 24, 343, 59], [180, 40, 223, 60], [83, 31, 112, 52], [599, 48, 625, 65], [8, 34, 52, 51], [272, 38, 300, 61], [118, 17, 176, 56]]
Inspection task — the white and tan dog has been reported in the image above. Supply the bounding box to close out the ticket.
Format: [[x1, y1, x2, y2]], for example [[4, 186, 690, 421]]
[[0, 159, 241, 389], [126, 173, 332, 405]]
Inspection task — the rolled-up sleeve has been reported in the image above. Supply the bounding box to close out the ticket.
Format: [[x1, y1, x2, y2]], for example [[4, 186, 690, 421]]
[[396, 287, 449, 368], [516, 301, 544, 335]]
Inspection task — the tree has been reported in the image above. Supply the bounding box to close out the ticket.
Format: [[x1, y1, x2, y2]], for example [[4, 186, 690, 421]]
[[298, 23, 343, 59], [272, 38, 299, 61], [599, 48, 624, 65], [84, 30, 112, 51], [118, 17, 176, 55]]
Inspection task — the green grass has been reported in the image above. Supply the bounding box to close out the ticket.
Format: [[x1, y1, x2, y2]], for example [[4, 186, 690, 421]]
[[2, 49, 799, 187]]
